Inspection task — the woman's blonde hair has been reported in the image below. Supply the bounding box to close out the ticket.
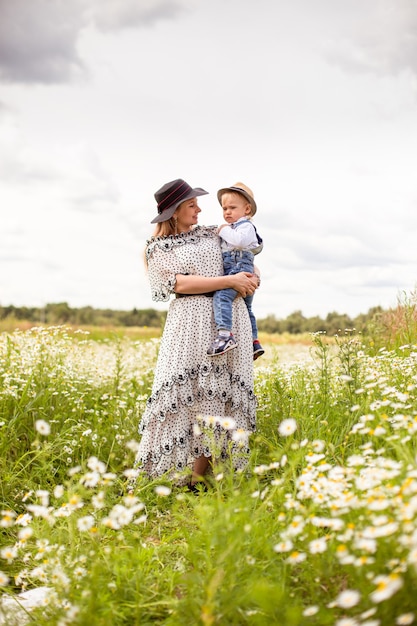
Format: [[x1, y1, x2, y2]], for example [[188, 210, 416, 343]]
[[152, 217, 177, 237], [143, 216, 177, 266]]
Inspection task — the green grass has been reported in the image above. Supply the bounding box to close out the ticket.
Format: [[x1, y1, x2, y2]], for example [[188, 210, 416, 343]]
[[1, 326, 417, 624]]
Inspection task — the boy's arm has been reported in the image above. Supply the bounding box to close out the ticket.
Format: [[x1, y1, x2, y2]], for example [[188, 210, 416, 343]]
[[217, 221, 257, 248]]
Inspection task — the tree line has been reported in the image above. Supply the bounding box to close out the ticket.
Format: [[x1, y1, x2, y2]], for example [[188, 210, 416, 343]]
[[0, 303, 385, 337]]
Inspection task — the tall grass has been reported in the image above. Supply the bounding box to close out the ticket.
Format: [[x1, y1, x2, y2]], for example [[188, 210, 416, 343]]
[[365, 288, 417, 354], [1, 326, 417, 624]]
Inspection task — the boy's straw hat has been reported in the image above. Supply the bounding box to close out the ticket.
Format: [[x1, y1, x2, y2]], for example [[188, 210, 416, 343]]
[[217, 182, 257, 216]]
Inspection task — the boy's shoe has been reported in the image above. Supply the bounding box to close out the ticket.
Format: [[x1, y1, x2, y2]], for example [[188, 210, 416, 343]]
[[207, 334, 237, 356], [253, 340, 265, 360]]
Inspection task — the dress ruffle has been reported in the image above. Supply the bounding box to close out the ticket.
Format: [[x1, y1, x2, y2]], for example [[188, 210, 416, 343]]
[[137, 363, 256, 478]]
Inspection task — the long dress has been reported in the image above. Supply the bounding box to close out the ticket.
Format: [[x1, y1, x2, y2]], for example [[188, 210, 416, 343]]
[[135, 225, 257, 480]]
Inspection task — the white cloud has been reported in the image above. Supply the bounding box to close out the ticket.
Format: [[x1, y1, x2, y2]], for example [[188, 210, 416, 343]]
[[0, 0, 197, 84], [323, 0, 417, 76], [90, 0, 195, 32], [1, 0, 417, 319]]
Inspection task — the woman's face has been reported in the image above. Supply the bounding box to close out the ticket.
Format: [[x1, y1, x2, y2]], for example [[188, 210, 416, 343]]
[[175, 197, 202, 232]]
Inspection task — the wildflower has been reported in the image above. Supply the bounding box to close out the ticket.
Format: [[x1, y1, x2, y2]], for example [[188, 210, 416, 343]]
[[87, 456, 106, 474], [107, 504, 135, 527], [51, 567, 70, 588], [68, 465, 82, 477], [347, 454, 366, 467], [406, 546, 417, 566], [53, 485, 64, 499], [286, 551, 306, 564], [312, 439, 325, 453], [374, 426, 386, 436], [35, 419, 51, 435], [92, 492, 106, 510], [311, 516, 344, 530], [370, 574, 403, 603], [303, 606, 319, 616], [192, 423, 202, 436], [73, 567, 87, 579], [340, 374, 353, 382], [335, 619, 359, 626], [77, 516, 95, 532], [26, 504, 52, 521], [80, 471, 100, 488], [273, 539, 293, 553], [0, 571, 10, 586], [335, 589, 361, 608], [18, 527, 33, 542], [396, 614, 415, 625], [30, 566, 48, 582], [201, 415, 217, 427], [68, 494, 84, 510], [0, 510, 16, 527], [309, 538, 327, 554], [362, 521, 399, 538], [232, 428, 250, 445], [154, 485, 171, 497], [35, 489, 50, 506], [125, 439, 140, 452], [102, 472, 117, 484], [278, 418, 297, 436], [102, 517, 120, 530], [123, 468, 139, 481], [218, 416, 236, 430], [305, 452, 325, 465], [54, 504, 72, 518], [354, 537, 377, 553], [123, 494, 141, 508], [360, 608, 378, 620], [285, 515, 306, 537]]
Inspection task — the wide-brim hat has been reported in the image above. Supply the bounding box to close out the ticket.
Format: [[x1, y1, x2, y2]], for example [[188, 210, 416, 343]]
[[217, 182, 257, 216], [151, 178, 208, 224]]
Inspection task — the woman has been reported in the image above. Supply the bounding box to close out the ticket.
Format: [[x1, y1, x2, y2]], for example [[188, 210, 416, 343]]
[[134, 178, 258, 489]]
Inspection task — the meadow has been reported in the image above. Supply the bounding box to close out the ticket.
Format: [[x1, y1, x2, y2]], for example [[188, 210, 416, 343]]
[[1, 322, 417, 625]]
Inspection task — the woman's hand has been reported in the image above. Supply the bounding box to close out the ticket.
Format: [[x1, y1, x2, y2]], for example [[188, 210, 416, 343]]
[[229, 272, 258, 297]]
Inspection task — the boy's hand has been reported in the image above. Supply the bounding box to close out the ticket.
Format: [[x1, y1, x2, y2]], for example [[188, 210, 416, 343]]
[[216, 223, 228, 234]]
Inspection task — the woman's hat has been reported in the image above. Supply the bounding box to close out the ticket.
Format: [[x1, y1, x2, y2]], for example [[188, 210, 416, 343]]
[[217, 182, 257, 216], [151, 179, 209, 224]]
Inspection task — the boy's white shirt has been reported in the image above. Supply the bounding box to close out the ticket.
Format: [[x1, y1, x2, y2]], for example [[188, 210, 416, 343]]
[[218, 217, 258, 252]]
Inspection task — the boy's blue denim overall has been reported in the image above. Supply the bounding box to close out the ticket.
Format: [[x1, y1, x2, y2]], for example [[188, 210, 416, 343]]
[[213, 249, 258, 339]]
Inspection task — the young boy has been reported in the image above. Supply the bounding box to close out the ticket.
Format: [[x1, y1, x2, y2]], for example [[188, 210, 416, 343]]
[[207, 182, 264, 360]]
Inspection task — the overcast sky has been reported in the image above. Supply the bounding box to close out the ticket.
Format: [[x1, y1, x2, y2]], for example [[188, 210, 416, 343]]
[[1, 0, 417, 320]]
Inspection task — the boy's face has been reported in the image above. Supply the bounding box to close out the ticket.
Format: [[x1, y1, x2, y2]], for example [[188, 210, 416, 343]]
[[221, 192, 252, 224]]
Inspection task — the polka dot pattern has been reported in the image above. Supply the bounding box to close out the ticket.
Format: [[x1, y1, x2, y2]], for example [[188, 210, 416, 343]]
[[135, 226, 257, 479]]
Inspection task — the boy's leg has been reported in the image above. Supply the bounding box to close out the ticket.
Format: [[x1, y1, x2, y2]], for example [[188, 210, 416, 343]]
[[213, 287, 237, 332], [244, 294, 257, 339], [208, 288, 238, 356], [245, 294, 265, 360]]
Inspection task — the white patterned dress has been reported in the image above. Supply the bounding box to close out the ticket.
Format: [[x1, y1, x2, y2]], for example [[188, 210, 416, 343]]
[[135, 225, 257, 480]]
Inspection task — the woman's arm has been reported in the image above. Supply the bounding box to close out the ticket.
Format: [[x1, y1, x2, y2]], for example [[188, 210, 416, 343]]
[[175, 272, 258, 297]]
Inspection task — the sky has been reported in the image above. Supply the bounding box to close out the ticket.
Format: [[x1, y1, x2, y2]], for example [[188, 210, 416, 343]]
[[1, 0, 417, 321]]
